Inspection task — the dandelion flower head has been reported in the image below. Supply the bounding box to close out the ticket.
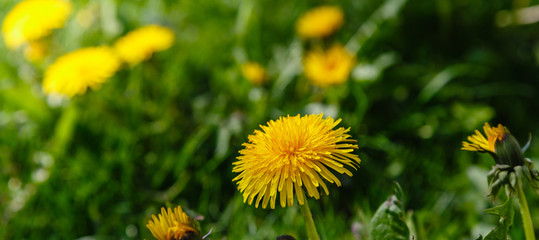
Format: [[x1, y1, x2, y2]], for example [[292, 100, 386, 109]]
[[233, 114, 361, 209], [462, 122, 509, 153], [43, 46, 121, 97], [303, 45, 355, 87], [2, 0, 72, 49], [146, 206, 201, 240], [241, 62, 268, 85], [113, 24, 175, 66], [296, 6, 344, 39]]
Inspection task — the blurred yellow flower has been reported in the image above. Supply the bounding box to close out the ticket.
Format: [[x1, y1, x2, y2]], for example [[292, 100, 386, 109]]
[[2, 0, 72, 50], [113, 24, 175, 66], [303, 45, 355, 87], [462, 122, 508, 153], [233, 114, 361, 209], [296, 6, 344, 38], [43, 47, 121, 97], [146, 206, 201, 240], [23, 40, 48, 62], [241, 62, 268, 85]]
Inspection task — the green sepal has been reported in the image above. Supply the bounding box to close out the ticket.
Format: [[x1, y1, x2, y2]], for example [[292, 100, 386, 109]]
[[523, 158, 539, 191], [488, 178, 503, 203], [508, 171, 517, 193], [521, 134, 532, 153], [369, 182, 410, 240], [495, 134, 524, 167], [487, 168, 497, 187]]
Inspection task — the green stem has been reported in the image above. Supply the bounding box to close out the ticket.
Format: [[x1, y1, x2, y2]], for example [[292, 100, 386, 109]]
[[299, 199, 320, 240], [517, 178, 536, 240], [50, 102, 78, 158]]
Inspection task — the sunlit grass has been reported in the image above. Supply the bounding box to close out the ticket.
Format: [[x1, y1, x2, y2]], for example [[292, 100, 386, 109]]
[[1, 0, 539, 239]]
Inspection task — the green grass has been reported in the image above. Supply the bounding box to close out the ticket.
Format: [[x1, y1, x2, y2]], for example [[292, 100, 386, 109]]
[[1, 0, 539, 239]]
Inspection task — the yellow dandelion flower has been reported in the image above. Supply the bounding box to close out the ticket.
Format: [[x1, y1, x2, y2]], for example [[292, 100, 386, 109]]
[[23, 40, 48, 62], [296, 6, 344, 39], [146, 206, 202, 240], [303, 45, 355, 87], [241, 62, 268, 85], [43, 46, 121, 97], [232, 113, 361, 209], [462, 122, 509, 153], [463, 122, 526, 167], [2, 0, 72, 50], [113, 24, 175, 66]]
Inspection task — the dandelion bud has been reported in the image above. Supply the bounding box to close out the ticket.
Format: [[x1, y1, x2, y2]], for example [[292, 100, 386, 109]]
[[461, 122, 522, 164], [494, 133, 524, 167], [463, 122, 539, 202]]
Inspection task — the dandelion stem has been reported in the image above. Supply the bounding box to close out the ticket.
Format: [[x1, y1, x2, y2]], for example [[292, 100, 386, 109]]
[[517, 176, 535, 240], [299, 199, 320, 240]]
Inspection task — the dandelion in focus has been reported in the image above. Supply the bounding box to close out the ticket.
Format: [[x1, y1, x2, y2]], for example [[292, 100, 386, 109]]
[[232, 113, 361, 209], [43, 46, 121, 97], [303, 45, 355, 87], [2, 0, 72, 50], [113, 24, 175, 66], [146, 205, 202, 240], [296, 6, 344, 39], [241, 62, 268, 85]]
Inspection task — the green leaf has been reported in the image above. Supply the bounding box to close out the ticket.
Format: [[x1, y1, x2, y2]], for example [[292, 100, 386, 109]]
[[482, 196, 514, 240], [369, 182, 410, 240]]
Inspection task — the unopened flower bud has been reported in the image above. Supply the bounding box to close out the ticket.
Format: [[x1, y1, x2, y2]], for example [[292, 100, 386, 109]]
[[494, 133, 524, 167]]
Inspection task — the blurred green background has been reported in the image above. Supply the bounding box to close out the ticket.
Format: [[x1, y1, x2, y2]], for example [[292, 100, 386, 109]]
[[1, 0, 539, 239]]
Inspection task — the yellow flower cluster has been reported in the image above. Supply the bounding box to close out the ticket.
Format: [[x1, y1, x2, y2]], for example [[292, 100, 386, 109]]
[[114, 25, 175, 66], [233, 114, 361, 209], [2, 1, 176, 96], [39, 24, 175, 97], [303, 45, 355, 87], [296, 6, 344, 39], [146, 206, 201, 240], [295, 6, 356, 87], [43, 47, 121, 97], [2, 0, 72, 49]]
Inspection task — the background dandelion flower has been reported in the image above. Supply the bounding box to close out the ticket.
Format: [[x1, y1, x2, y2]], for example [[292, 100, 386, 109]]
[[296, 6, 344, 39], [146, 206, 201, 240], [2, 0, 72, 50], [233, 114, 361, 209], [43, 46, 120, 97], [113, 24, 175, 66], [241, 62, 268, 85], [303, 45, 355, 87]]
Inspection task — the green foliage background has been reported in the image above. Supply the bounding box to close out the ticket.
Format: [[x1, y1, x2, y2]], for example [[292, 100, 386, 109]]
[[1, 0, 539, 239]]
